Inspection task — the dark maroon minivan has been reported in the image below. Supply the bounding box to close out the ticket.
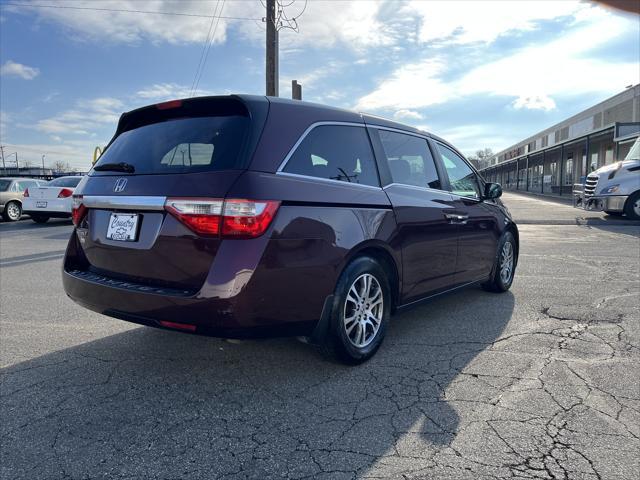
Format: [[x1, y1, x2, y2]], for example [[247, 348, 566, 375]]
[[63, 95, 518, 363]]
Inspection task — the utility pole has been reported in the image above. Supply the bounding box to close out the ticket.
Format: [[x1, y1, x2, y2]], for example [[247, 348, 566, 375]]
[[292, 80, 302, 100], [42, 154, 46, 174], [0, 145, 5, 173], [266, 0, 279, 97]]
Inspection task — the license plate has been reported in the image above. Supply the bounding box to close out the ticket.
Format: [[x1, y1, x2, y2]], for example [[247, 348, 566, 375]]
[[106, 213, 139, 242], [36, 201, 47, 208]]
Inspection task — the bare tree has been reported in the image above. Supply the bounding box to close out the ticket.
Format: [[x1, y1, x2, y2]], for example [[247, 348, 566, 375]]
[[52, 160, 71, 172], [468, 148, 495, 170]]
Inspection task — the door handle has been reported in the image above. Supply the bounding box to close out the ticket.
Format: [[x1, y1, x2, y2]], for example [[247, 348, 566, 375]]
[[444, 213, 469, 224]]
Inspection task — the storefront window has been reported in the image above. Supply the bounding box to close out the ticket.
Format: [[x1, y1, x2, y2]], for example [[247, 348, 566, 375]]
[[565, 159, 573, 185], [605, 147, 614, 165]]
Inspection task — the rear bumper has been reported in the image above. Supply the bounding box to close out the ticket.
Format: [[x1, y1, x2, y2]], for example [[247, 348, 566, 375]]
[[24, 210, 71, 218], [23, 198, 72, 215], [63, 267, 319, 338], [61, 227, 336, 338]]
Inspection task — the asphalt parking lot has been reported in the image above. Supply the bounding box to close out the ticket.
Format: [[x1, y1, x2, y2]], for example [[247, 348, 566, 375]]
[[1, 193, 639, 480]]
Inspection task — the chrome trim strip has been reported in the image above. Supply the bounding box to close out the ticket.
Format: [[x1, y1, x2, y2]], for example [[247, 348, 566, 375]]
[[275, 121, 367, 172], [81, 196, 167, 211], [383, 182, 451, 196], [383, 182, 482, 202], [276, 171, 383, 191]]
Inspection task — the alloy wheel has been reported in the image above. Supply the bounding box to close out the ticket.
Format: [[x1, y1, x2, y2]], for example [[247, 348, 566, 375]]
[[499, 241, 514, 284], [343, 273, 384, 348]]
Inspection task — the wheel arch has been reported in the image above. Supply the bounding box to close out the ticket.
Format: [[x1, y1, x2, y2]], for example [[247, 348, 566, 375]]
[[623, 189, 640, 218], [340, 241, 402, 312], [504, 222, 519, 265]]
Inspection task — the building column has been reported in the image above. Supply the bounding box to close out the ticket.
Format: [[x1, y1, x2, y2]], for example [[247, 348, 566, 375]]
[[584, 135, 590, 179], [525, 156, 529, 191], [559, 144, 564, 196], [541, 150, 545, 194]]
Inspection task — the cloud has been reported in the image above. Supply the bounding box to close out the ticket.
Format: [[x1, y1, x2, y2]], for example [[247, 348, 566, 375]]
[[356, 7, 639, 111], [512, 95, 556, 111], [136, 83, 213, 100], [393, 109, 424, 121], [34, 97, 124, 135], [0, 60, 40, 80], [405, 0, 584, 45], [435, 124, 517, 156], [8, 0, 235, 45], [7, 1, 397, 51], [355, 59, 450, 111]]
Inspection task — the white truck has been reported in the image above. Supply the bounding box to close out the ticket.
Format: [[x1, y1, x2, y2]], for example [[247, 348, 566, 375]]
[[574, 137, 640, 220]]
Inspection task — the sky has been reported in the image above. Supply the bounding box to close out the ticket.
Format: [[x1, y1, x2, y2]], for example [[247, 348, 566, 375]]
[[0, 0, 638, 171]]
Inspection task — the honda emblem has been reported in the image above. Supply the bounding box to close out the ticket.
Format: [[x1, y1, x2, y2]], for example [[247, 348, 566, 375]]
[[113, 178, 128, 193]]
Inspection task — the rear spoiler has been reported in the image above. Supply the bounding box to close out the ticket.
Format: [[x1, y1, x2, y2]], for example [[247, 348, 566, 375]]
[[114, 96, 250, 138]]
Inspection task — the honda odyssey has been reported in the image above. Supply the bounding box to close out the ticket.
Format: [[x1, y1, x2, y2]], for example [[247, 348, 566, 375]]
[[63, 95, 518, 363]]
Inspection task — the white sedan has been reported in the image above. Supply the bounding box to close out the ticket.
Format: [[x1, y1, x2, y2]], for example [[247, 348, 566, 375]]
[[22, 176, 84, 223]]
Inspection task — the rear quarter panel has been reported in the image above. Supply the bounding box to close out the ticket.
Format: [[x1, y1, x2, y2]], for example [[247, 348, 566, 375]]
[[227, 171, 400, 323]]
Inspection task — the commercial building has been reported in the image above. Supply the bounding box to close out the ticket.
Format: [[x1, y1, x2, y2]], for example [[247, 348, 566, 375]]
[[480, 85, 640, 196]]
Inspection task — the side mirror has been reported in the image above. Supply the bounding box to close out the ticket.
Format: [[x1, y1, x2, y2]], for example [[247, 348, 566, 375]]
[[484, 182, 502, 200]]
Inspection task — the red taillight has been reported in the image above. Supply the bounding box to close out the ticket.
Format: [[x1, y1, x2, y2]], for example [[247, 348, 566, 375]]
[[164, 198, 280, 238], [23, 188, 29, 197], [164, 198, 223, 236], [72, 195, 87, 226], [58, 188, 73, 198], [221, 199, 280, 238]]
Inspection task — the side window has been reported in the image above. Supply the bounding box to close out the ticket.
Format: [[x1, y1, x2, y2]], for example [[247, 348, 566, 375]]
[[436, 143, 481, 199], [15, 181, 33, 192], [283, 125, 379, 187], [377, 130, 441, 189]]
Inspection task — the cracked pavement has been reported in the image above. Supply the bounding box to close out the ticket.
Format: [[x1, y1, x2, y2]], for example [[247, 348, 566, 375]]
[[1, 196, 639, 479]]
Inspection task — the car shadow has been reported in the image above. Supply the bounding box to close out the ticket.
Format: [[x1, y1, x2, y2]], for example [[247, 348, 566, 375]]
[[585, 223, 640, 239], [1, 287, 514, 478]]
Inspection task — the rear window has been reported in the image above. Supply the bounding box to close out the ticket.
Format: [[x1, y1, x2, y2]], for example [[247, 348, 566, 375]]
[[0, 180, 11, 192], [93, 116, 248, 175], [48, 177, 82, 187]]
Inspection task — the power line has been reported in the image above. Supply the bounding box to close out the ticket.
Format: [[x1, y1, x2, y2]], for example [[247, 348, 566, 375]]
[[189, 0, 221, 97], [191, 0, 227, 96], [1, 2, 260, 21]]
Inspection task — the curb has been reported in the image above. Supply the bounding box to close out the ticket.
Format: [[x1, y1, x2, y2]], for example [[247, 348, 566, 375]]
[[515, 218, 640, 226]]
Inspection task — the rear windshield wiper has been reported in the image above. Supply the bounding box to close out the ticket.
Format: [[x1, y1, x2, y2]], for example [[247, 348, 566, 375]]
[[94, 162, 135, 173]]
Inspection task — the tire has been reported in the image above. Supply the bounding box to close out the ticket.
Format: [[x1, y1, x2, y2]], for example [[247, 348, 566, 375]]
[[604, 211, 623, 217], [321, 256, 391, 364], [2, 201, 22, 222], [624, 191, 640, 220], [482, 231, 517, 293], [31, 215, 50, 224]]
